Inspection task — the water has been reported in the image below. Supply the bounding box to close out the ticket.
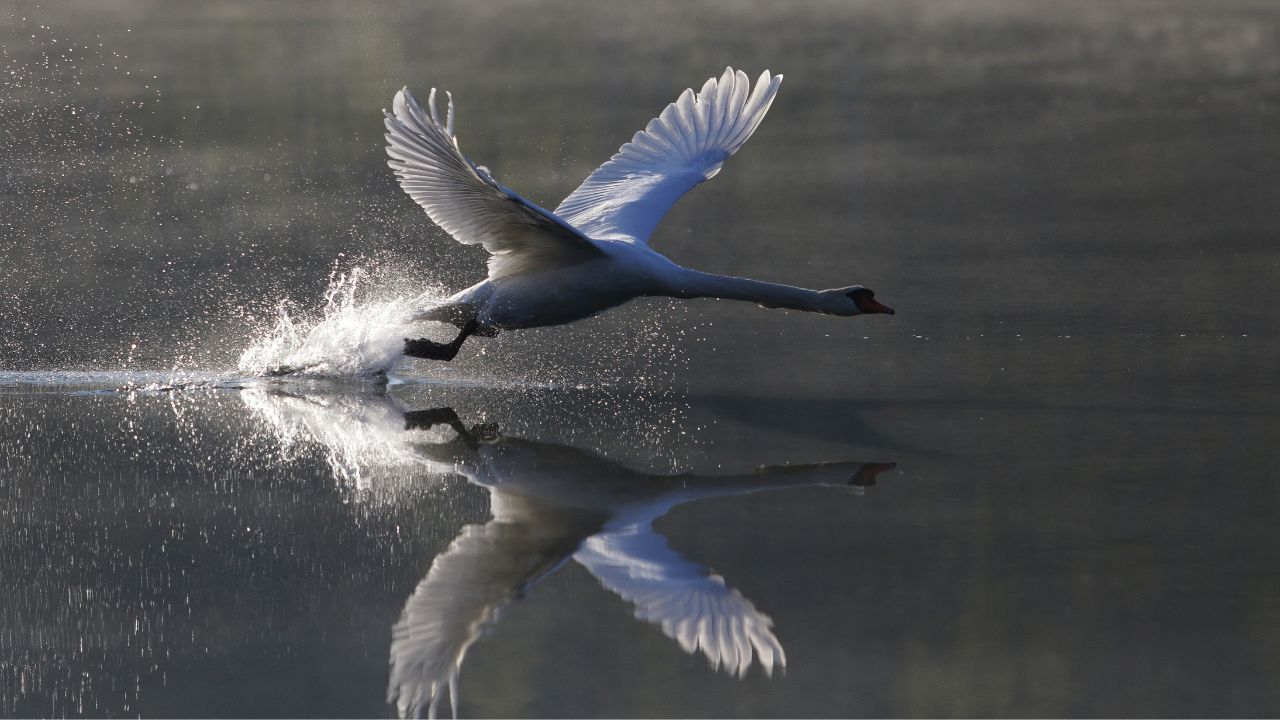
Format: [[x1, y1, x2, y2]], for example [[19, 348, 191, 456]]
[[3, 1, 1280, 717]]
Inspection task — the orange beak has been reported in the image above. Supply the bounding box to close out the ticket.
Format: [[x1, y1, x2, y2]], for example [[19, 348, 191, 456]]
[[858, 297, 895, 315]]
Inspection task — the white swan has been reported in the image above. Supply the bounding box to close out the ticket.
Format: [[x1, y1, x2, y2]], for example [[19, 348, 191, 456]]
[[238, 390, 894, 718], [384, 67, 895, 361], [386, 408, 895, 718]]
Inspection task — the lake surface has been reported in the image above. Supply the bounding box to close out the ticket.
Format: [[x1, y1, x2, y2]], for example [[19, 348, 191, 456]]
[[3, 1, 1279, 717]]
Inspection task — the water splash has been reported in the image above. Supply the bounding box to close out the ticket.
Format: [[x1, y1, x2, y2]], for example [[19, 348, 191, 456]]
[[240, 388, 458, 495], [237, 266, 443, 378]]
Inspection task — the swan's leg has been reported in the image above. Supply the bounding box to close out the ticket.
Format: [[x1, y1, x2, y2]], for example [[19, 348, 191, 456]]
[[402, 407, 499, 445], [402, 407, 469, 435], [401, 406, 498, 461], [404, 320, 478, 361]]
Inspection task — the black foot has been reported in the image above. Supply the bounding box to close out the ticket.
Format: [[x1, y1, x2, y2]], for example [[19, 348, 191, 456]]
[[404, 337, 458, 361], [403, 320, 478, 361], [403, 407, 467, 432], [402, 407, 499, 449]]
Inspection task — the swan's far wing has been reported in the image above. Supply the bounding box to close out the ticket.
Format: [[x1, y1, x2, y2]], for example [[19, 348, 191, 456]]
[[385, 88, 604, 279], [388, 524, 514, 719], [388, 521, 572, 719], [574, 527, 785, 678], [554, 68, 782, 245]]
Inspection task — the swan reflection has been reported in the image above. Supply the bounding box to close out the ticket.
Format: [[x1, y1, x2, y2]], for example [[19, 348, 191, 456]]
[[241, 390, 892, 719]]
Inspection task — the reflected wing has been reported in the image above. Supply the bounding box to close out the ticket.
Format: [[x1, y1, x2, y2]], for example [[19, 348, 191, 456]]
[[385, 88, 604, 278], [554, 68, 783, 244], [574, 527, 785, 678], [388, 521, 573, 719]]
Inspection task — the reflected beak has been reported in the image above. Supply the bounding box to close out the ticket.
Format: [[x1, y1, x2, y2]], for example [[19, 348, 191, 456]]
[[850, 462, 897, 487]]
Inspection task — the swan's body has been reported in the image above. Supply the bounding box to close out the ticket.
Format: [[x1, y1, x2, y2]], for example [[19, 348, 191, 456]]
[[384, 68, 894, 361], [443, 244, 664, 330]]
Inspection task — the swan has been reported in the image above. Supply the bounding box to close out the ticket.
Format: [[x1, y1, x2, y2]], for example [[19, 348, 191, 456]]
[[384, 67, 895, 362], [238, 389, 894, 718], [386, 407, 895, 719]]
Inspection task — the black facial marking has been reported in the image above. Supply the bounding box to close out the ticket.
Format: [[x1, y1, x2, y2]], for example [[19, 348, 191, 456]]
[[847, 287, 875, 311]]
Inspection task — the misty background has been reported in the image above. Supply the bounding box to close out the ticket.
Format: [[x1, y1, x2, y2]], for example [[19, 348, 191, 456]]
[[3, 1, 1279, 717]]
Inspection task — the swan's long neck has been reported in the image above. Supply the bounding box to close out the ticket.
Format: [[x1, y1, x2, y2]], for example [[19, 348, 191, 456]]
[[662, 267, 824, 312]]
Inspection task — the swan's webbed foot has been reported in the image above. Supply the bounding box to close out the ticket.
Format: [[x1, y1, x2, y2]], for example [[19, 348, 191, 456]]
[[403, 407, 468, 434], [403, 320, 478, 362], [403, 337, 462, 361], [402, 406, 500, 450]]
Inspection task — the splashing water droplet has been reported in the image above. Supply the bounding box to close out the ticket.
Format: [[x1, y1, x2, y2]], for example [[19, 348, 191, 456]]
[[237, 267, 443, 378]]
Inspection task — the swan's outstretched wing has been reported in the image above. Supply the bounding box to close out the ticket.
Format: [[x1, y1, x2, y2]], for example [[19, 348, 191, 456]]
[[388, 520, 578, 719], [574, 527, 785, 678], [554, 68, 783, 245], [385, 88, 604, 278]]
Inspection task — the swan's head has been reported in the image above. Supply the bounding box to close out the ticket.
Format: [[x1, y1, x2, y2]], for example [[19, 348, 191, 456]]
[[819, 286, 896, 317]]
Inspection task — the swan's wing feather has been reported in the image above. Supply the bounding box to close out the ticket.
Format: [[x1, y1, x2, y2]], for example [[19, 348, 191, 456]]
[[574, 528, 785, 677], [385, 88, 604, 279], [388, 521, 570, 719], [554, 68, 783, 245]]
